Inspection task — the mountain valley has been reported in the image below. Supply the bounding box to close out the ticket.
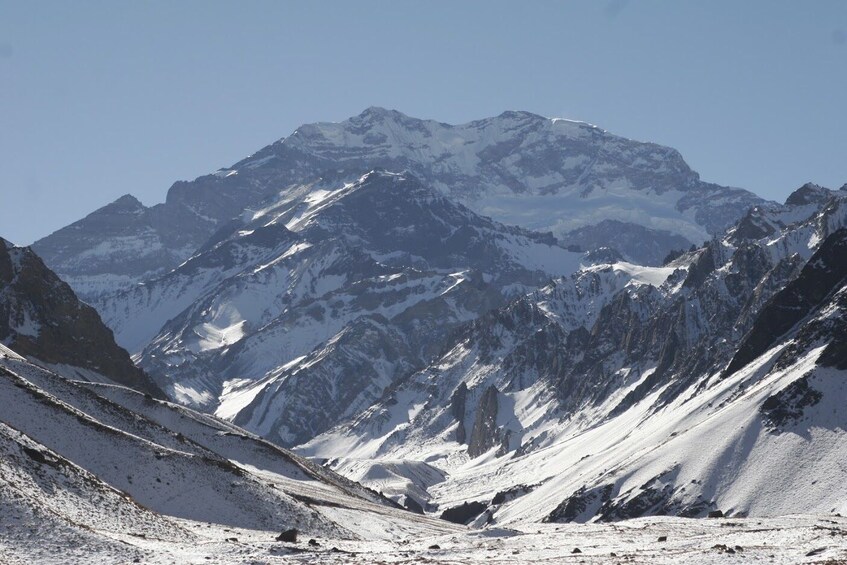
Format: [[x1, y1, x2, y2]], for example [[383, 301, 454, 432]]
[[3, 108, 847, 563]]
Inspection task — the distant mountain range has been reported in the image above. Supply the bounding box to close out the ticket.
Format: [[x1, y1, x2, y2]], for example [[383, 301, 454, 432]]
[[303, 182, 847, 524], [32, 107, 763, 304], [4, 108, 846, 532]]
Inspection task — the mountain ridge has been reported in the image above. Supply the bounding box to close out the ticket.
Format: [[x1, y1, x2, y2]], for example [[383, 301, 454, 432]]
[[32, 107, 767, 303], [0, 237, 163, 397], [299, 184, 847, 524], [16, 106, 847, 532]]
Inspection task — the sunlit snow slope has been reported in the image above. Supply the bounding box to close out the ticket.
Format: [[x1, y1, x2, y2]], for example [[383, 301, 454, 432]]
[[301, 185, 847, 526], [0, 347, 458, 563]]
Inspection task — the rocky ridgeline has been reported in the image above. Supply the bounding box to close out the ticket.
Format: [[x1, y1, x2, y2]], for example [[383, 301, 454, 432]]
[[0, 238, 163, 397], [33, 107, 765, 305]]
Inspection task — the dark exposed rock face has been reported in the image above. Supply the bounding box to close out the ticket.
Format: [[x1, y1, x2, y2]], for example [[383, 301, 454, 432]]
[[583, 246, 626, 264], [771, 280, 847, 375], [403, 496, 424, 514], [467, 385, 500, 458], [545, 485, 614, 523], [682, 244, 717, 289], [451, 383, 468, 444], [785, 183, 834, 207], [729, 207, 778, 245], [818, 289, 847, 369], [491, 483, 537, 506], [440, 501, 487, 525], [547, 468, 716, 524], [760, 375, 823, 430], [0, 239, 163, 397], [725, 228, 847, 377], [275, 529, 298, 543]]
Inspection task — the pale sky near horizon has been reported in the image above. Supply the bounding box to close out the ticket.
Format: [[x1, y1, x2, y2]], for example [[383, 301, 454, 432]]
[[1, 0, 845, 245]]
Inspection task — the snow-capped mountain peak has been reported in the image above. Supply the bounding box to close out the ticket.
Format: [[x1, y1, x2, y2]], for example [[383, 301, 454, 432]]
[[33, 108, 767, 306]]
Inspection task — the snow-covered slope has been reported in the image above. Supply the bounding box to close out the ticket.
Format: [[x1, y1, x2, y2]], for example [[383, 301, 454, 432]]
[[5, 340, 843, 563], [300, 185, 847, 524], [0, 359, 344, 534], [91, 171, 583, 449], [0, 418, 197, 564], [273, 108, 762, 250], [0, 350, 459, 560], [32, 108, 765, 304]]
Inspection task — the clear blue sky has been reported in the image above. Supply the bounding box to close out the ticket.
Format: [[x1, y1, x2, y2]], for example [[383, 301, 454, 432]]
[[1, 1, 845, 245]]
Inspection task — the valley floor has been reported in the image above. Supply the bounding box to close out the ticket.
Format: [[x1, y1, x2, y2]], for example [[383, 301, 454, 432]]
[[4, 514, 847, 564]]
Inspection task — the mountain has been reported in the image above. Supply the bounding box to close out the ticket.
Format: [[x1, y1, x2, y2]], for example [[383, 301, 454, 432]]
[[3, 360, 839, 565], [23, 106, 846, 531], [0, 238, 162, 397], [93, 171, 582, 447], [29, 193, 208, 303], [299, 184, 847, 523], [264, 107, 762, 241], [0, 346, 458, 563], [32, 108, 765, 304]]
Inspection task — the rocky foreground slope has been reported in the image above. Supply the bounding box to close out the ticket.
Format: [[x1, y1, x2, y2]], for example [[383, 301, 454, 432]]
[[0, 345, 458, 563], [1, 342, 844, 563]]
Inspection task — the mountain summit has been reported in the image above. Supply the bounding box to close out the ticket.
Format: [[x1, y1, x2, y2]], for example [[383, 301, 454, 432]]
[[33, 108, 764, 302]]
